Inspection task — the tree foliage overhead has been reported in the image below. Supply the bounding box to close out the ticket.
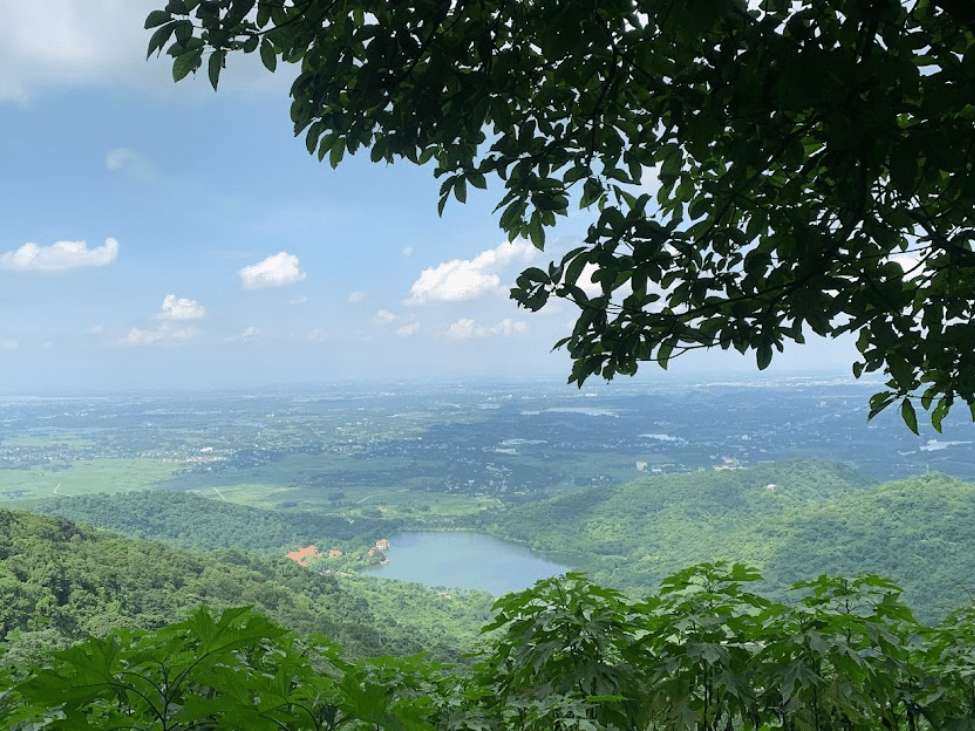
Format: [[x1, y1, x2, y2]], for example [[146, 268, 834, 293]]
[[148, 0, 975, 430]]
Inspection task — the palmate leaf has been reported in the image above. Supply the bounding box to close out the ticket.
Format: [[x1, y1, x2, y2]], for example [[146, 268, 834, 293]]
[[13, 563, 975, 731], [19, 636, 127, 708]]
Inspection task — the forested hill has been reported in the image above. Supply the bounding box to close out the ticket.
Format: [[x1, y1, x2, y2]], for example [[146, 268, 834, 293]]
[[25, 491, 394, 554], [487, 460, 975, 623], [0, 508, 492, 669]]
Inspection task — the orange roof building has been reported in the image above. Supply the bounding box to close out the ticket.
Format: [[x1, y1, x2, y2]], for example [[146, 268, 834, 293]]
[[286, 545, 319, 567]]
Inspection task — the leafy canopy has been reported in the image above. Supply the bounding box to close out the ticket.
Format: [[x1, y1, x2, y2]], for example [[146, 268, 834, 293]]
[[148, 0, 975, 431], [8, 564, 975, 731]]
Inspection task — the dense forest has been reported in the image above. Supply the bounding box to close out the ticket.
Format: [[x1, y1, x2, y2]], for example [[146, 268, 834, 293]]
[[0, 508, 493, 670], [15, 460, 975, 631], [478, 461, 975, 622], [5, 459, 975, 729], [23, 491, 396, 554]]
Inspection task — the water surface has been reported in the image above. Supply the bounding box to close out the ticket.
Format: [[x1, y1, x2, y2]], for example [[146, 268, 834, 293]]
[[367, 531, 572, 595]]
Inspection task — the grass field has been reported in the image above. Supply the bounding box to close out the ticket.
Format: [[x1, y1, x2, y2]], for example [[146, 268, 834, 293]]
[[0, 459, 181, 502], [199, 480, 495, 519]]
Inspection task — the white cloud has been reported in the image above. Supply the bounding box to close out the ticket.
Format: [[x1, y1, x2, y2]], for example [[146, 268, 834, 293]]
[[158, 294, 205, 321], [0, 237, 119, 272], [122, 295, 204, 346], [396, 320, 419, 337], [446, 318, 477, 339], [0, 0, 297, 104], [307, 328, 327, 342], [373, 309, 398, 324], [289, 295, 307, 306], [405, 239, 537, 305], [239, 251, 306, 290], [121, 322, 197, 347], [122, 327, 162, 347], [86, 324, 104, 335], [347, 291, 366, 304], [0, 1, 167, 104], [445, 318, 528, 340], [241, 326, 259, 340], [0, 339, 19, 351], [402, 246, 414, 256], [105, 147, 153, 181], [105, 147, 138, 170]]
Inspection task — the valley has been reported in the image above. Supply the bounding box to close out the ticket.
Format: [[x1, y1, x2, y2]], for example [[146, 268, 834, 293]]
[[3, 376, 975, 666]]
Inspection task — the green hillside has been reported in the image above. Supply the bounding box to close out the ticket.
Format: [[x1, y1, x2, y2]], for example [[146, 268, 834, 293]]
[[0, 508, 492, 670], [24, 490, 395, 553], [766, 471, 975, 621], [487, 461, 974, 622]]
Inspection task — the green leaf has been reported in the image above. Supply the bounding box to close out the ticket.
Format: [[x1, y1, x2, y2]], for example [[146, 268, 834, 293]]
[[260, 38, 277, 72], [932, 398, 949, 432], [657, 342, 673, 370], [901, 397, 919, 435], [756, 343, 773, 370], [173, 18, 193, 44], [518, 267, 550, 284], [527, 215, 544, 248], [207, 50, 225, 91], [173, 48, 203, 82], [454, 177, 467, 204], [144, 10, 172, 29], [147, 23, 176, 58], [889, 143, 919, 196], [329, 140, 345, 169], [580, 178, 603, 208]]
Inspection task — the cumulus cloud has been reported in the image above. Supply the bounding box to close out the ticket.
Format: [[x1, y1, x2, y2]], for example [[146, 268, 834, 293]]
[[241, 326, 259, 340], [373, 309, 398, 324], [307, 329, 328, 342], [405, 240, 537, 305], [0, 339, 19, 350], [0, 237, 119, 272], [445, 318, 528, 340], [402, 246, 414, 256], [121, 295, 205, 346], [121, 322, 197, 347], [239, 251, 306, 290], [347, 291, 366, 304], [158, 294, 205, 321]]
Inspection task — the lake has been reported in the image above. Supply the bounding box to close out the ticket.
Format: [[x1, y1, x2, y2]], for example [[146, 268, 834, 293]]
[[366, 532, 573, 595]]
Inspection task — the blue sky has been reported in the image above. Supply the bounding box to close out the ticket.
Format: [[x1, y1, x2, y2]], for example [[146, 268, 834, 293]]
[[0, 1, 860, 392]]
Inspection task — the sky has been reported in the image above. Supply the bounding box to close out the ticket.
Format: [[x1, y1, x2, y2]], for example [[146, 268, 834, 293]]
[[0, 1, 861, 393]]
